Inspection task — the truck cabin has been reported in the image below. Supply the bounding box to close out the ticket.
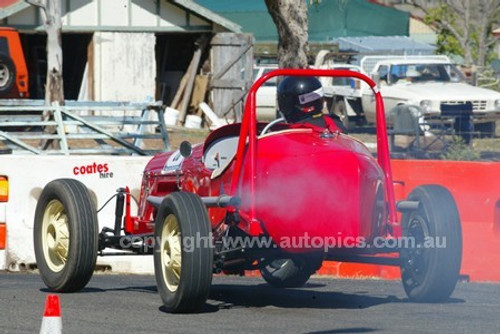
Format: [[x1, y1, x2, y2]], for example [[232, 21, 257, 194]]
[[374, 62, 466, 85]]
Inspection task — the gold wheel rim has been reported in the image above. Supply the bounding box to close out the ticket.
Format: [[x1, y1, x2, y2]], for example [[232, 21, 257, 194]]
[[161, 214, 182, 292], [41, 200, 70, 272]]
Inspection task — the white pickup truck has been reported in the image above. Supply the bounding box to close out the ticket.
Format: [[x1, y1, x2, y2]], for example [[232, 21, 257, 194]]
[[320, 55, 500, 135]]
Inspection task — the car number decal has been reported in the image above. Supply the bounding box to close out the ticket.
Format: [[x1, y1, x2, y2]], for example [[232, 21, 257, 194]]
[[162, 150, 184, 173]]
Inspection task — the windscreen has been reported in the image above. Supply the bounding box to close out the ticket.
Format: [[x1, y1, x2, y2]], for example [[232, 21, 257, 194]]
[[388, 63, 466, 84]]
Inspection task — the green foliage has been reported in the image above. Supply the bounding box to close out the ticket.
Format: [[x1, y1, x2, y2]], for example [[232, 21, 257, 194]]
[[423, 2, 497, 66], [441, 136, 481, 161], [424, 5, 463, 59], [434, 30, 463, 58], [423, 4, 455, 27]]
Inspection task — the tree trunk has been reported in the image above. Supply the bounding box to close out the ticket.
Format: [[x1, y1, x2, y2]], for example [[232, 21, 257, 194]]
[[265, 0, 309, 69], [475, 0, 499, 67], [42, 0, 64, 105], [28, 0, 64, 149], [461, 0, 473, 66]]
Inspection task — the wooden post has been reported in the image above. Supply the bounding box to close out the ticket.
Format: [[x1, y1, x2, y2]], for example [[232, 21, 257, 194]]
[[27, 0, 64, 149], [27, 0, 65, 105], [175, 36, 208, 126], [87, 38, 94, 101], [170, 69, 190, 110], [191, 75, 210, 117]]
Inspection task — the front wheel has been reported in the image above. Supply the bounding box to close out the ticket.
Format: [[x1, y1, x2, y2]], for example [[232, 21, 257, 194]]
[[475, 121, 496, 138], [154, 192, 213, 313], [400, 185, 462, 302], [34, 179, 98, 292]]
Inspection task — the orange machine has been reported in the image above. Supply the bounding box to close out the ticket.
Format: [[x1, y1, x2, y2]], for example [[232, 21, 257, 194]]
[[0, 27, 29, 98]]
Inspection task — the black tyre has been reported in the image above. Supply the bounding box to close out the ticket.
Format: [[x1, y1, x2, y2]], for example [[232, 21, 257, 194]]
[[400, 185, 462, 302], [475, 122, 496, 138], [154, 192, 213, 313], [261, 254, 323, 288], [0, 53, 15, 95], [34, 179, 98, 292]]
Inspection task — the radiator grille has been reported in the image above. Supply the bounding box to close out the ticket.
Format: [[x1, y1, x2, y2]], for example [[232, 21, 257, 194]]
[[441, 100, 487, 112]]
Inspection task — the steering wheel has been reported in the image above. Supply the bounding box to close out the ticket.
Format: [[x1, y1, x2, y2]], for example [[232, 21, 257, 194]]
[[260, 117, 286, 135]]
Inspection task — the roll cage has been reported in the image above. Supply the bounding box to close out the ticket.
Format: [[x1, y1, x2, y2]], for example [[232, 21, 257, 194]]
[[229, 68, 397, 234]]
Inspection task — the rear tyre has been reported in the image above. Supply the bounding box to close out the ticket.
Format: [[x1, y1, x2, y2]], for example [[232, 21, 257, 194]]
[[154, 192, 213, 313], [34, 179, 98, 292], [261, 254, 323, 288], [400, 185, 462, 302], [0, 53, 15, 95]]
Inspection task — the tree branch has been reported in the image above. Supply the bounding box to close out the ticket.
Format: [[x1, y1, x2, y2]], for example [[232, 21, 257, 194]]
[[485, 38, 497, 48], [447, 0, 466, 18]]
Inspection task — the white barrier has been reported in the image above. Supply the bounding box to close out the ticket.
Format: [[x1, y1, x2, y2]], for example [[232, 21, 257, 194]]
[[0, 155, 155, 274]]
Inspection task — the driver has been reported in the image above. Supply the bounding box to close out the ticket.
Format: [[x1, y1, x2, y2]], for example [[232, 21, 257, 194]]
[[277, 76, 347, 133]]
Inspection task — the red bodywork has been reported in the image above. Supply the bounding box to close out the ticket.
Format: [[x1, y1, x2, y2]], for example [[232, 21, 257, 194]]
[[128, 69, 398, 255]]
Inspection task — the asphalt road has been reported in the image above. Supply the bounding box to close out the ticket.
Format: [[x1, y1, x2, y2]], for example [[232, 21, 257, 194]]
[[0, 272, 499, 334]]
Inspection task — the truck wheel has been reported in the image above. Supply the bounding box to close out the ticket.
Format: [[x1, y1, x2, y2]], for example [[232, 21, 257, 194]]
[[0, 53, 15, 95], [34, 179, 98, 292], [333, 99, 351, 130], [400, 185, 462, 302], [261, 254, 323, 288], [154, 192, 213, 313], [474, 122, 496, 138]]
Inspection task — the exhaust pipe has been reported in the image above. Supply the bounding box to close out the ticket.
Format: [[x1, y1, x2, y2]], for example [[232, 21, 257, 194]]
[[202, 195, 241, 208], [147, 194, 241, 209], [396, 200, 420, 211]]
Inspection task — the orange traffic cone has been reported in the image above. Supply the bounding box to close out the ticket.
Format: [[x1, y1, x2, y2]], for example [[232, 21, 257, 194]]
[[39, 295, 62, 334]]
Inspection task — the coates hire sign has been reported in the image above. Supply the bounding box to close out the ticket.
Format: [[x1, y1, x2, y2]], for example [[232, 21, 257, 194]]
[[73, 162, 113, 179]]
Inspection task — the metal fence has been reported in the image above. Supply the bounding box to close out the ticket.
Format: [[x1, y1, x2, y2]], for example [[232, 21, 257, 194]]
[[0, 100, 170, 155]]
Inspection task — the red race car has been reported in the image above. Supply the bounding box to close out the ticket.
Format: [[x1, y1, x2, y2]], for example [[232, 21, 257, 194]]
[[33, 69, 462, 313]]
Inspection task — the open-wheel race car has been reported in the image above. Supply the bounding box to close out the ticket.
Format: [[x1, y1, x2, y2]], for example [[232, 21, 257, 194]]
[[33, 69, 462, 313]]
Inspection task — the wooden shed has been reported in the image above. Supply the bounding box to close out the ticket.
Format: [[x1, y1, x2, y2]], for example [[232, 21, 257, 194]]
[[0, 0, 250, 120]]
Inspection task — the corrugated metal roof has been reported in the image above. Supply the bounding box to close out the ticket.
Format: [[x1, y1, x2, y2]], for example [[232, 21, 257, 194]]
[[0, 0, 241, 33], [193, 0, 266, 12], [336, 36, 435, 53], [0, 0, 21, 8], [171, 0, 241, 33], [0, 0, 29, 20]]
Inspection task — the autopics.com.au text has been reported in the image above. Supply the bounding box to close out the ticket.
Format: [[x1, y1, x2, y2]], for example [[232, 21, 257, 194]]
[[119, 232, 446, 253]]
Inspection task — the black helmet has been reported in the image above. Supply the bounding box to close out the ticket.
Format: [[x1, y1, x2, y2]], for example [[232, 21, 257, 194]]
[[277, 76, 324, 123]]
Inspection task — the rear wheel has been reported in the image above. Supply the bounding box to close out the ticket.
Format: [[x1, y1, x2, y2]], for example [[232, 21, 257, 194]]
[[34, 179, 98, 292], [400, 185, 462, 302], [154, 192, 213, 313], [0, 53, 15, 95], [261, 254, 323, 288]]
